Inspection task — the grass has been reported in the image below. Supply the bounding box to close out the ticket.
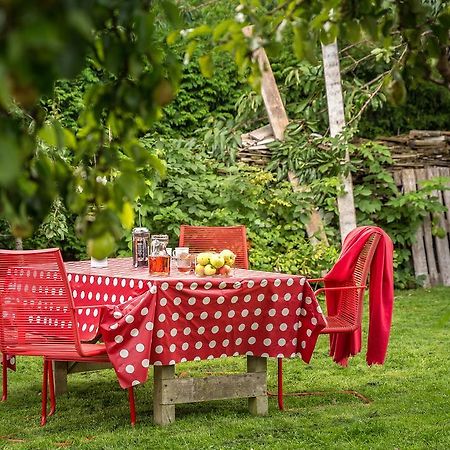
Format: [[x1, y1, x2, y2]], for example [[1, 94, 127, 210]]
[[0, 287, 449, 449]]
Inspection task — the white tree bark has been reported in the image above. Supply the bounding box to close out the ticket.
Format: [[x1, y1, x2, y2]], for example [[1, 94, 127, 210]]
[[15, 237, 23, 250], [321, 41, 357, 242]]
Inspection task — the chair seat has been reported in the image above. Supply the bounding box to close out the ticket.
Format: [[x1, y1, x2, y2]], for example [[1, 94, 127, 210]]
[[4, 343, 109, 360], [320, 315, 358, 334]]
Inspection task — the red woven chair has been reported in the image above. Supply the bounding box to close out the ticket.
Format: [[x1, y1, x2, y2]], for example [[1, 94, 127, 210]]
[[0, 248, 136, 426], [276, 231, 381, 410], [179, 225, 249, 269]]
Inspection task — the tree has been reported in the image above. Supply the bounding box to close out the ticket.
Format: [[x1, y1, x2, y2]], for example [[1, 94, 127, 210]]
[[181, 0, 448, 238], [1, 0, 449, 256], [0, 0, 181, 258]]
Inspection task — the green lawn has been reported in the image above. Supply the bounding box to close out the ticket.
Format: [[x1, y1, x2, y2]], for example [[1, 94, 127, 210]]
[[0, 288, 449, 449]]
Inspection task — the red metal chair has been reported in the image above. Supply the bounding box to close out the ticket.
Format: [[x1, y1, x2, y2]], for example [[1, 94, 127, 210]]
[[276, 231, 381, 410], [179, 225, 249, 269], [0, 248, 136, 426]]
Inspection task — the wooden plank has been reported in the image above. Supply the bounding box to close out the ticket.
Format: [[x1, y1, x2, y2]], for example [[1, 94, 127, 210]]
[[160, 373, 266, 405], [247, 355, 268, 416], [242, 26, 289, 140], [392, 170, 402, 187], [246, 125, 273, 140], [439, 167, 450, 234], [67, 362, 112, 374], [415, 169, 440, 285], [153, 365, 176, 426], [401, 169, 430, 286], [427, 167, 450, 286]]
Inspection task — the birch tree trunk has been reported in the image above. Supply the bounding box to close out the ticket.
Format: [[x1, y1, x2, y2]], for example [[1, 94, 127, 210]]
[[15, 237, 23, 250], [321, 41, 357, 242]]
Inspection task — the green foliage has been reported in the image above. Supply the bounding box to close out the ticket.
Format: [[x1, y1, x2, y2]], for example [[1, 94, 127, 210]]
[[268, 125, 450, 287], [2, 0, 450, 285], [125, 135, 337, 278], [0, 0, 183, 258], [359, 81, 450, 137]]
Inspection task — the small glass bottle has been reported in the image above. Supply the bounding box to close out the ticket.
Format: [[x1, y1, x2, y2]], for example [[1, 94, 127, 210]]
[[149, 234, 171, 275], [132, 227, 150, 268]]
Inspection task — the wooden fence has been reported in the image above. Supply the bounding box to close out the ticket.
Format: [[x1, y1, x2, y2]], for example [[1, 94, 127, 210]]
[[387, 131, 450, 286], [393, 166, 450, 286], [238, 129, 450, 286]]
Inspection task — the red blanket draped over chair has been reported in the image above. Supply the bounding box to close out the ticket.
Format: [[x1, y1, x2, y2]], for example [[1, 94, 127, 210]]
[[324, 226, 394, 366]]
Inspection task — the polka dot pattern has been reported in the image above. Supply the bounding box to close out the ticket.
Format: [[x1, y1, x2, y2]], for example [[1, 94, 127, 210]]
[[65, 259, 326, 389]]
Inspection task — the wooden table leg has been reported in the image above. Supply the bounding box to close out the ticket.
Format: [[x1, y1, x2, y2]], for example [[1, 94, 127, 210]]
[[153, 365, 176, 426], [52, 361, 112, 396], [52, 361, 68, 396], [247, 355, 268, 416], [153, 358, 268, 425]]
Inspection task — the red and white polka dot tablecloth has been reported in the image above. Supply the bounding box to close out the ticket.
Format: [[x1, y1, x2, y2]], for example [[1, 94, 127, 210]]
[[65, 258, 327, 389]]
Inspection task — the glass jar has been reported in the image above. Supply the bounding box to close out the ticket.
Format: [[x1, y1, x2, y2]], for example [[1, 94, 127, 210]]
[[149, 234, 171, 275], [132, 227, 150, 268]]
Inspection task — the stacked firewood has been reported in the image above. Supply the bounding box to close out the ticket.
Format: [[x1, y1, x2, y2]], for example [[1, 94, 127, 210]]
[[378, 130, 450, 168], [238, 128, 450, 168], [238, 125, 274, 166]]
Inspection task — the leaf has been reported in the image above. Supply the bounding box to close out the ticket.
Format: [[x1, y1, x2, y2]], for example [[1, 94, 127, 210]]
[[0, 132, 21, 185], [148, 154, 167, 178], [160, 0, 182, 27], [119, 202, 134, 229], [38, 123, 59, 147], [199, 54, 214, 78]]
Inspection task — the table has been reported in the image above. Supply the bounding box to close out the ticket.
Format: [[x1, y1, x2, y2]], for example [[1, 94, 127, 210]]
[[65, 257, 326, 424]]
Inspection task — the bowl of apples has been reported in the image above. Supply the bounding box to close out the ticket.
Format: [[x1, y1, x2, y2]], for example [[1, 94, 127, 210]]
[[194, 249, 236, 277]]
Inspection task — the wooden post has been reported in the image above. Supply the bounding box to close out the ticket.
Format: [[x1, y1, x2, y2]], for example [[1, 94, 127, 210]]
[[153, 365, 176, 426], [52, 361, 113, 396], [247, 355, 268, 416], [416, 168, 441, 285], [52, 361, 68, 396], [322, 41, 357, 242]]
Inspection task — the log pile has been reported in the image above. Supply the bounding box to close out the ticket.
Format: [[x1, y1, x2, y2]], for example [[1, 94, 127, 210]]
[[377, 130, 450, 168], [238, 128, 450, 168], [238, 125, 274, 166]]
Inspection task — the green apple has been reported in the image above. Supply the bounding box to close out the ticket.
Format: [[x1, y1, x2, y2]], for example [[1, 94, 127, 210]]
[[210, 253, 225, 269], [204, 264, 217, 276], [197, 252, 211, 265], [87, 232, 116, 260], [195, 263, 205, 276], [220, 249, 236, 266]]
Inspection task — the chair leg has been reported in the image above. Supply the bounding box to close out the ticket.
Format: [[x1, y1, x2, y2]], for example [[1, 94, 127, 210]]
[[1, 354, 7, 402], [277, 357, 284, 411], [128, 387, 136, 426], [41, 359, 49, 426], [48, 361, 56, 416]]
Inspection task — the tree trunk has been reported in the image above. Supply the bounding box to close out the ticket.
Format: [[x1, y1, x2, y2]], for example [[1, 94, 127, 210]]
[[15, 237, 23, 250], [322, 41, 357, 242]]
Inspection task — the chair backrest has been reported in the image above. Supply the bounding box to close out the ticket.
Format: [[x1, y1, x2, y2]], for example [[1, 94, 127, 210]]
[[0, 248, 83, 357], [179, 225, 249, 269], [335, 232, 381, 328]]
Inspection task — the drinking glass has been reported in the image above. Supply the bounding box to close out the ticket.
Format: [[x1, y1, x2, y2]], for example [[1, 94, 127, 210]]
[[174, 247, 192, 273]]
